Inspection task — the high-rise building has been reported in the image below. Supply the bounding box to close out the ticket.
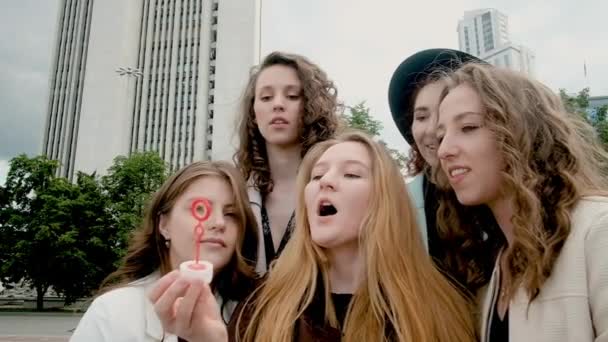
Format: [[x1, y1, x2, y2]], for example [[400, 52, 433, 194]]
[[457, 9, 509, 57], [43, 0, 260, 179], [457, 8, 535, 76]]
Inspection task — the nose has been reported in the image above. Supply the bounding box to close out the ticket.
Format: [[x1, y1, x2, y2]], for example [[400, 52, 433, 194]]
[[319, 171, 337, 190], [437, 134, 457, 161], [205, 211, 226, 232], [272, 94, 285, 111]]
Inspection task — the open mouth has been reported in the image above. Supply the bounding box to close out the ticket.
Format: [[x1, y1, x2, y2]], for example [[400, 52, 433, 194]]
[[318, 200, 338, 216], [270, 117, 288, 125]]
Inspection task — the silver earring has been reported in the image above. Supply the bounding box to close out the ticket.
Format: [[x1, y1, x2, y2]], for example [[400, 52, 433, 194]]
[[164, 239, 171, 248]]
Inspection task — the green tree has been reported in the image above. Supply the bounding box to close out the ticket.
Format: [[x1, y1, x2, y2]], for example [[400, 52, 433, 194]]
[[560, 88, 608, 148], [47, 172, 117, 305], [0, 154, 60, 309], [342, 101, 408, 173], [101, 151, 168, 259]]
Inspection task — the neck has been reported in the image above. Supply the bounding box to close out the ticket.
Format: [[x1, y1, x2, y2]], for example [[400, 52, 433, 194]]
[[266, 143, 302, 186], [489, 196, 515, 246], [327, 243, 362, 294]]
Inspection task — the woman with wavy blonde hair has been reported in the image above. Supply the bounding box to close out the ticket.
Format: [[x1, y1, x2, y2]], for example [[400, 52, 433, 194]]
[[233, 51, 341, 274], [147, 130, 477, 341], [435, 63, 608, 341]]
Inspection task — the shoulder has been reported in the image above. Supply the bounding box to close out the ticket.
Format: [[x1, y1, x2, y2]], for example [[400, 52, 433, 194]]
[[71, 284, 149, 341], [247, 184, 262, 207], [571, 196, 608, 236], [405, 174, 425, 207]]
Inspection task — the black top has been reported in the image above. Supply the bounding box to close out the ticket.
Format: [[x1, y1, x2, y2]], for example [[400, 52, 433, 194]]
[[331, 293, 353, 328], [489, 306, 509, 342]]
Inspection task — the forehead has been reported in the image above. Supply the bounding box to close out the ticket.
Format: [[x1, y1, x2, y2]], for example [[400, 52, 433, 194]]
[[438, 84, 483, 121], [255, 65, 301, 90], [414, 81, 445, 107], [179, 175, 234, 204], [315, 141, 371, 167]]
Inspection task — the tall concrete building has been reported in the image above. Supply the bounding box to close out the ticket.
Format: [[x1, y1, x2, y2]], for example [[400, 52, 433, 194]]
[[43, 0, 261, 179], [457, 8, 535, 76], [457, 9, 509, 57]]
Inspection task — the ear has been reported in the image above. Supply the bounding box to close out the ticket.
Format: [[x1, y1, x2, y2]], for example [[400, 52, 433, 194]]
[[158, 214, 170, 239]]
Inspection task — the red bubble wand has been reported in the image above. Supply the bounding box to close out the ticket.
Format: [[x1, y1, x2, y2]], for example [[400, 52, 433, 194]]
[[189, 198, 212, 270]]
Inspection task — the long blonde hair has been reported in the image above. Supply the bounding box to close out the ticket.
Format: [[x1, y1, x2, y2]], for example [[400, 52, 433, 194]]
[[435, 63, 608, 301], [235, 130, 476, 342]]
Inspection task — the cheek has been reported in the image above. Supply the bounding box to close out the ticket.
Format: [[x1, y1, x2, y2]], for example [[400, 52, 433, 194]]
[[411, 122, 426, 144]]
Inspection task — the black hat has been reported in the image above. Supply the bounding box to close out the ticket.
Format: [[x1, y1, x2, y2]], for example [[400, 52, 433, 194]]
[[388, 48, 482, 144]]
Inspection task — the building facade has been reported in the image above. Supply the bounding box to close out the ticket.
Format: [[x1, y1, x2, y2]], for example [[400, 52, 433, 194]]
[[457, 8, 535, 76], [43, 0, 260, 179]]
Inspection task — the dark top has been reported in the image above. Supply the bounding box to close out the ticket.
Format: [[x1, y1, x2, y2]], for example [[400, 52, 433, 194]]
[[261, 200, 295, 269], [330, 293, 353, 328], [228, 280, 356, 342], [422, 175, 502, 295], [489, 306, 509, 342]]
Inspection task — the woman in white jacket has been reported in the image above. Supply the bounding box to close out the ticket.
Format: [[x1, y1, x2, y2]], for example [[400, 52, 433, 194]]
[[435, 63, 608, 341], [70, 161, 259, 342]]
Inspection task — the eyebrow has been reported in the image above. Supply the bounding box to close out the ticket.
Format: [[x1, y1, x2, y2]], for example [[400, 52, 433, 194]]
[[257, 84, 301, 92], [186, 198, 235, 208], [312, 159, 370, 170], [437, 111, 483, 130], [413, 106, 430, 113]]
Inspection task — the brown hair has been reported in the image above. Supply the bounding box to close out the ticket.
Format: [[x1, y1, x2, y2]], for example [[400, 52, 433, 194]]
[[434, 63, 608, 301], [99, 161, 259, 305], [234, 51, 341, 195], [235, 130, 476, 342]]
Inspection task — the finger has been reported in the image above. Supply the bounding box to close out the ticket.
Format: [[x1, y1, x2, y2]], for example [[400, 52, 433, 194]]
[[154, 276, 190, 321], [148, 270, 180, 303], [175, 280, 204, 333], [193, 282, 222, 322]]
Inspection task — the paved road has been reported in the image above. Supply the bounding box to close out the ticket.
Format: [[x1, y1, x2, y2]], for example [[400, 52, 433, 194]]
[[0, 312, 82, 342]]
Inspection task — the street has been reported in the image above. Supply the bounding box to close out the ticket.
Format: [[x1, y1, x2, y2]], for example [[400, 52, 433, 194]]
[[0, 312, 81, 342]]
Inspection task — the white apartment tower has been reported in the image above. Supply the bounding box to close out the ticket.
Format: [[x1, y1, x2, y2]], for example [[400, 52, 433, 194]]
[[458, 9, 509, 57], [43, 0, 261, 179], [457, 9, 535, 76]]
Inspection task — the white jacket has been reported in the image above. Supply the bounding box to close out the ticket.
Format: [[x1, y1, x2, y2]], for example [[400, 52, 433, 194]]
[[479, 196, 608, 342], [70, 273, 236, 342]]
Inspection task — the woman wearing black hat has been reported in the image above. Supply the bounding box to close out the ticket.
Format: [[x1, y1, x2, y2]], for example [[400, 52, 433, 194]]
[[388, 49, 500, 297]]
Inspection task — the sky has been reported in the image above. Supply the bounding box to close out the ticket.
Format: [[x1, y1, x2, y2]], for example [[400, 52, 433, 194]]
[[1, 0, 606, 185]]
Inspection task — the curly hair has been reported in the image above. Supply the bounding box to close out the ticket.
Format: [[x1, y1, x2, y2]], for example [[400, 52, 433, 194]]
[[233, 51, 341, 195], [434, 63, 608, 301]]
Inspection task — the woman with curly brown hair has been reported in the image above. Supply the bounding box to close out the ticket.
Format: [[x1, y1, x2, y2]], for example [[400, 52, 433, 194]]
[[388, 49, 499, 296], [435, 63, 608, 341], [234, 51, 341, 274]]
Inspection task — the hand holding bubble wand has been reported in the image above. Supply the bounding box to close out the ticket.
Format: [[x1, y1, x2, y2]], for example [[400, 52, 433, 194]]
[[179, 197, 214, 283]]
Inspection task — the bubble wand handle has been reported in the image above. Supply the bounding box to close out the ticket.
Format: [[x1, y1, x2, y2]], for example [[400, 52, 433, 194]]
[[190, 198, 212, 266]]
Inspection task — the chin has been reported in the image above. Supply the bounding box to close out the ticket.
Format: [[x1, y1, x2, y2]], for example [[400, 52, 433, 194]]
[[454, 191, 484, 206]]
